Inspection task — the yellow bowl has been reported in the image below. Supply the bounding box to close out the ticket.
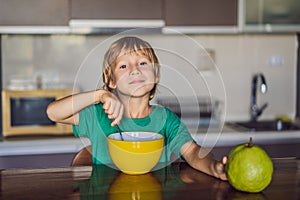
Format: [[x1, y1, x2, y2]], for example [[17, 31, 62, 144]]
[[107, 132, 164, 175]]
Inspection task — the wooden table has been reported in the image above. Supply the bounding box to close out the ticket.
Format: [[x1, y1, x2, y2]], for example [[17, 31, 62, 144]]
[[1, 159, 299, 199]]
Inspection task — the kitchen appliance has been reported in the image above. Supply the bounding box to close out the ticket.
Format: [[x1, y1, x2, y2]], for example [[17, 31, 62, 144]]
[[1, 89, 74, 137], [156, 97, 222, 130]]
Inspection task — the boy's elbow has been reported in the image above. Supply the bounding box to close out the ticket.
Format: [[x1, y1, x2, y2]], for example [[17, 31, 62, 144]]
[[46, 103, 57, 122], [46, 103, 77, 125]]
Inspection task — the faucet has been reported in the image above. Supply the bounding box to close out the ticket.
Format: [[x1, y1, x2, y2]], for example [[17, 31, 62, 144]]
[[250, 73, 268, 121]]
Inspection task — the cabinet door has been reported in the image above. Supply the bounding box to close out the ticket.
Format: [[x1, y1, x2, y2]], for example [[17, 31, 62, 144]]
[[164, 0, 238, 26], [71, 0, 163, 19], [242, 0, 300, 32], [0, 0, 69, 26]]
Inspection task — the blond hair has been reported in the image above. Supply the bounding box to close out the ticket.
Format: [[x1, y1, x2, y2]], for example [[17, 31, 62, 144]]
[[102, 36, 160, 99]]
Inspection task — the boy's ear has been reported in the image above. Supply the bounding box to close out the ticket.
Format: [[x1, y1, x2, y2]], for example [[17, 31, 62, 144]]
[[108, 80, 117, 89]]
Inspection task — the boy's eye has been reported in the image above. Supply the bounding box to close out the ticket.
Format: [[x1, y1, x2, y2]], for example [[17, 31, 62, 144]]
[[119, 64, 127, 69], [140, 62, 148, 66]]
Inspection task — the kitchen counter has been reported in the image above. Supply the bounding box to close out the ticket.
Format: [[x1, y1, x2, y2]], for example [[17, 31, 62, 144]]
[[0, 127, 299, 156], [0, 126, 299, 169], [0, 136, 90, 156], [193, 128, 300, 147], [1, 158, 299, 199]]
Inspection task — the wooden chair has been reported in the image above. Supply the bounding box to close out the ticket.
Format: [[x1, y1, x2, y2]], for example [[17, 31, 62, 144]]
[[71, 145, 93, 166]]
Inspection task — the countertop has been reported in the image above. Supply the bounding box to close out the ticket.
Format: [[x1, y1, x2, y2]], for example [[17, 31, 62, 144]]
[[0, 136, 90, 156], [0, 125, 299, 157], [1, 158, 299, 199]]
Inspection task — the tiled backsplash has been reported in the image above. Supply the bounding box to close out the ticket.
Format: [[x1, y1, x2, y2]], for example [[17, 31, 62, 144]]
[[1, 33, 297, 121]]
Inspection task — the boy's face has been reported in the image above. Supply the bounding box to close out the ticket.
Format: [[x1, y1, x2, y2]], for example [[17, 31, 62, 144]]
[[109, 51, 158, 98]]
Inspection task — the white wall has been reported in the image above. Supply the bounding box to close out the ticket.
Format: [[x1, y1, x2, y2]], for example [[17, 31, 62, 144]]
[[193, 34, 297, 121], [2, 33, 297, 121]]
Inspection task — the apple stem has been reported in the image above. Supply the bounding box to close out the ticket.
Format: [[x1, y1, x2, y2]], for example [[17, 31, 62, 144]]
[[248, 137, 253, 147]]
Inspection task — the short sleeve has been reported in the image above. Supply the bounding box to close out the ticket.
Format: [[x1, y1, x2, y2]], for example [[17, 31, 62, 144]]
[[72, 105, 96, 138], [164, 108, 195, 158]]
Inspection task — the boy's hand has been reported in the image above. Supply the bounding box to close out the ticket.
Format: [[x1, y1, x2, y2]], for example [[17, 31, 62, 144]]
[[99, 91, 124, 126], [213, 156, 227, 181], [181, 142, 228, 181]]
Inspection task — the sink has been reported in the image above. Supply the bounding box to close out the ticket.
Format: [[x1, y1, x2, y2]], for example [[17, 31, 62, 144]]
[[227, 120, 300, 132]]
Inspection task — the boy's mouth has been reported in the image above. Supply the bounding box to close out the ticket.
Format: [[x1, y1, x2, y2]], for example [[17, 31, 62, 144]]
[[129, 79, 145, 84]]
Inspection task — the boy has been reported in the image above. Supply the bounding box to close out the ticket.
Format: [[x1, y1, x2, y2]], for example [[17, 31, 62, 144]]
[[47, 36, 227, 180]]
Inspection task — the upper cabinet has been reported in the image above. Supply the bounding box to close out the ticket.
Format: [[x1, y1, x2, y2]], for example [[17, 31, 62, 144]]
[[0, 0, 69, 26], [240, 0, 300, 32], [70, 0, 162, 20], [0, 0, 70, 34], [164, 0, 238, 26], [162, 0, 238, 33], [69, 0, 165, 32], [0, 0, 298, 34]]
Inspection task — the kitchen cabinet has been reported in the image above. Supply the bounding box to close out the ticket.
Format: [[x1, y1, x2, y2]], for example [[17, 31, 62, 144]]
[[164, 0, 238, 26], [69, 0, 164, 32], [70, 0, 163, 20], [0, 153, 75, 169], [240, 0, 300, 32], [0, 0, 69, 26], [0, 0, 297, 34], [0, 137, 87, 169]]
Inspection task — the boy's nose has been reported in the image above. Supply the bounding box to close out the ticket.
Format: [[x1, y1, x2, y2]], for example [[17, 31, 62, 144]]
[[130, 66, 141, 76]]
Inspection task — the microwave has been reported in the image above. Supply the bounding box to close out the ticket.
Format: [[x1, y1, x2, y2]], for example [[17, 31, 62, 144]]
[[2, 89, 74, 137]]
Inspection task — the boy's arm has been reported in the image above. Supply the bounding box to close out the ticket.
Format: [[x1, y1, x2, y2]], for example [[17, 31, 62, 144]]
[[180, 142, 227, 181], [46, 89, 123, 126]]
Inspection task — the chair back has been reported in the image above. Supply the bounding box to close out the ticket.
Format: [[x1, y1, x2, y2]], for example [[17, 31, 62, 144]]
[[71, 145, 92, 166]]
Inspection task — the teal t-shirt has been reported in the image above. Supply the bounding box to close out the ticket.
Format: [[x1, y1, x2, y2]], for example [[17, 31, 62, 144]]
[[73, 103, 194, 165]]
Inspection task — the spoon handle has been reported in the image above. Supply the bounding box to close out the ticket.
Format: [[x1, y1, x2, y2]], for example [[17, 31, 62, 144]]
[[116, 125, 124, 141]]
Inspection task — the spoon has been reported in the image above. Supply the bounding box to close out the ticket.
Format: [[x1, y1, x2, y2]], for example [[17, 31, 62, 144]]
[[116, 124, 124, 141]]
